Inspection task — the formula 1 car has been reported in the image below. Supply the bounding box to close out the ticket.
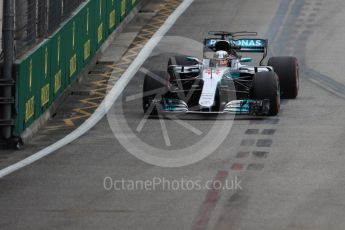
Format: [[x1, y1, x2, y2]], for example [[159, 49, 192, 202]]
[[143, 31, 299, 116]]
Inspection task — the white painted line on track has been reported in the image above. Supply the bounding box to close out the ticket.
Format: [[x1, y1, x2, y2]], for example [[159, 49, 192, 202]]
[[0, 0, 195, 179]]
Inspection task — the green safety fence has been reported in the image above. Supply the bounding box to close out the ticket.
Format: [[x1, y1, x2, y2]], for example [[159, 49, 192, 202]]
[[92, 0, 107, 50], [49, 28, 66, 102], [107, 0, 121, 34], [14, 0, 142, 135], [15, 40, 50, 134]]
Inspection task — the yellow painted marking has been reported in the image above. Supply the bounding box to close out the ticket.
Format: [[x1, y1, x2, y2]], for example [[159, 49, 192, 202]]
[[58, 35, 61, 65], [25, 96, 35, 122], [121, 0, 126, 17], [64, 109, 92, 127], [84, 40, 91, 60], [41, 84, 50, 106], [75, 107, 97, 112], [64, 119, 75, 127], [72, 21, 76, 50], [98, 23, 103, 43], [109, 10, 116, 29], [54, 70, 62, 93], [87, 8, 90, 34], [45, 125, 69, 130], [99, 0, 102, 18], [70, 54, 77, 77], [45, 47, 48, 77], [29, 59, 33, 91]]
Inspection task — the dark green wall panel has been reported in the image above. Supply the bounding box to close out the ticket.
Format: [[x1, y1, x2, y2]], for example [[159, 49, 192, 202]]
[[15, 0, 142, 135]]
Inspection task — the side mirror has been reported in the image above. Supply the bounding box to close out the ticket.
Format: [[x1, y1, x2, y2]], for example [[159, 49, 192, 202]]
[[186, 56, 201, 64], [240, 57, 253, 63]]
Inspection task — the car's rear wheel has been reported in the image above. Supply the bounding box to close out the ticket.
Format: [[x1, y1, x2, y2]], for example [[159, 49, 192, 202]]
[[268, 56, 299, 99], [252, 71, 280, 116], [142, 71, 168, 115]]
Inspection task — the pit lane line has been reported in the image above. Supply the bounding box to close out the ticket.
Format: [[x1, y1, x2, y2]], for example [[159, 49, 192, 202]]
[[0, 0, 195, 179]]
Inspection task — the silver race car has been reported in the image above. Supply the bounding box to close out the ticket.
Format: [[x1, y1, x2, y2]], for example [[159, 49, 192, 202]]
[[143, 31, 299, 116]]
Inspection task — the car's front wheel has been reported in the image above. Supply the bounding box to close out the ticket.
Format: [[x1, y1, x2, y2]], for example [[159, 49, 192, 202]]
[[251, 71, 280, 116], [268, 56, 299, 99], [142, 71, 168, 116]]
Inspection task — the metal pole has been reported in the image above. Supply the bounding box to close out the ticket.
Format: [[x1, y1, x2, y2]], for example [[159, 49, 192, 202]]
[[1, 0, 15, 139]]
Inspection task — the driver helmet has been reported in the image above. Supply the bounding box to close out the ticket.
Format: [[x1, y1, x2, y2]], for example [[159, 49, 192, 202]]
[[214, 50, 230, 67]]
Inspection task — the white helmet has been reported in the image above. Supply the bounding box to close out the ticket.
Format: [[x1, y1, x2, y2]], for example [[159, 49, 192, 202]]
[[214, 50, 229, 60], [213, 51, 230, 67]]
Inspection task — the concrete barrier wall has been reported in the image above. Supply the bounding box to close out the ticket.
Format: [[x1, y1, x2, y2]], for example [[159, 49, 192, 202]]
[[14, 0, 140, 135]]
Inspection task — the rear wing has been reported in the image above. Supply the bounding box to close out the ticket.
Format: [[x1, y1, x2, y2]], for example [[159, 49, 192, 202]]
[[204, 38, 268, 53], [204, 38, 268, 65]]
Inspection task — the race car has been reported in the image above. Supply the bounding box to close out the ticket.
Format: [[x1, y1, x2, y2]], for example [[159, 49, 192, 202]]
[[142, 31, 299, 116]]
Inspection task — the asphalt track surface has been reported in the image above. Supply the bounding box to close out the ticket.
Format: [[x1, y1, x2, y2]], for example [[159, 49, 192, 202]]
[[2, 0, 345, 229]]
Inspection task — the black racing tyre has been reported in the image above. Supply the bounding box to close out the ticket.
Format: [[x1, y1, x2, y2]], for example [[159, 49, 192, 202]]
[[142, 71, 168, 115], [268, 56, 299, 99], [252, 71, 280, 116], [168, 55, 199, 67]]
